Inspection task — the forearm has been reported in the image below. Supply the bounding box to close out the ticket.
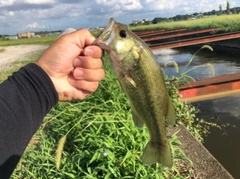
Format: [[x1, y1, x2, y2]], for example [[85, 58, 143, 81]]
[[0, 63, 58, 178]]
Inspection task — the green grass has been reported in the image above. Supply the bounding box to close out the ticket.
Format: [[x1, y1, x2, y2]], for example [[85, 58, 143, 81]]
[[130, 14, 240, 32], [0, 42, 218, 178], [0, 35, 58, 46], [0, 26, 225, 179], [8, 53, 203, 179]]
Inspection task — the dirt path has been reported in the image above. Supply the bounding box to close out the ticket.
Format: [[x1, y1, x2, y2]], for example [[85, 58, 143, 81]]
[[0, 44, 48, 71]]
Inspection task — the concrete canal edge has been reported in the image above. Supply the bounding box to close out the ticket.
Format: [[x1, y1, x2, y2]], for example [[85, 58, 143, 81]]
[[168, 125, 234, 179]]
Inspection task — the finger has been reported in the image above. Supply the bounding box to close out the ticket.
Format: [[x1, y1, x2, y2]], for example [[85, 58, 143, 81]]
[[72, 68, 105, 81], [73, 56, 104, 69], [70, 89, 91, 101], [84, 45, 103, 58], [72, 29, 96, 47], [60, 29, 96, 49], [68, 78, 100, 94]]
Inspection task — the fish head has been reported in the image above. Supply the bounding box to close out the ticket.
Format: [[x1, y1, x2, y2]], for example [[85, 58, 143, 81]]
[[94, 18, 141, 69]]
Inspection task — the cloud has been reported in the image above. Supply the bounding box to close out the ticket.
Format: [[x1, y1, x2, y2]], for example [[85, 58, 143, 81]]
[[0, 0, 55, 12], [22, 22, 46, 31], [0, 0, 240, 34], [57, 0, 86, 4], [95, 0, 142, 12]]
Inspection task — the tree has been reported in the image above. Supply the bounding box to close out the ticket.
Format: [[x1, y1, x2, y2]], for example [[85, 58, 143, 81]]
[[211, 10, 216, 15], [219, 4, 222, 15], [234, 9, 237, 14], [226, 1, 230, 14]]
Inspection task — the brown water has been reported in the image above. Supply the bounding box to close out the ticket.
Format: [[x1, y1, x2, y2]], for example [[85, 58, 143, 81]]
[[195, 96, 240, 178], [154, 46, 240, 178]]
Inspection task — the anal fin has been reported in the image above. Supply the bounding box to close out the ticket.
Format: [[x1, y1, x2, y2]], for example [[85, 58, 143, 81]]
[[132, 111, 144, 128], [166, 96, 176, 126]]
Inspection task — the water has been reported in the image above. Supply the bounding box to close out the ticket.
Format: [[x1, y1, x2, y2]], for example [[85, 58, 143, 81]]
[[154, 46, 240, 79], [154, 46, 240, 178]]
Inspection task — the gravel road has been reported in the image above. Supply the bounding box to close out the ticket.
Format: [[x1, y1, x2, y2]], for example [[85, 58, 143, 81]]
[[0, 44, 48, 71]]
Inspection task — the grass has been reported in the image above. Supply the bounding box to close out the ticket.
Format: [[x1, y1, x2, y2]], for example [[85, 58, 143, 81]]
[[0, 36, 219, 178], [6, 52, 206, 178], [0, 26, 224, 178], [0, 35, 58, 46], [130, 14, 240, 32], [0, 18, 229, 177]]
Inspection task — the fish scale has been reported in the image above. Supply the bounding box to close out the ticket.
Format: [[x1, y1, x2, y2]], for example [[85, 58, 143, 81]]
[[94, 18, 176, 167]]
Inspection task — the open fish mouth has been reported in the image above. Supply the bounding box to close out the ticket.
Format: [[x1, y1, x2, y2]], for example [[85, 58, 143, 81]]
[[94, 18, 115, 50]]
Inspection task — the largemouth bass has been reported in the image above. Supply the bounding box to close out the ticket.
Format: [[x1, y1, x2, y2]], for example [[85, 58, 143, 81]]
[[94, 18, 176, 167]]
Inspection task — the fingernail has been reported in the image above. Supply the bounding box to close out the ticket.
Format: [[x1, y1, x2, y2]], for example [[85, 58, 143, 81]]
[[84, 48, 93, 56], [75, 69, 83, 77], [68, 76, 75, 83], [74, 57, 82, 67]]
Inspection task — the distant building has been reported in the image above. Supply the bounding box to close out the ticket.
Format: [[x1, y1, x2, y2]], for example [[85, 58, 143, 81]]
[[132, 19, 149, 24], [17, 32, 35, 38], [5, 35, 18, 40], [132, 20, 140, 24], [96, 27, 105, 30]]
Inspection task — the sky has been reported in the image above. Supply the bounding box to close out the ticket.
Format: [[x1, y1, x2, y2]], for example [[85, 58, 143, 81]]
[[0, 0, 240, 35]]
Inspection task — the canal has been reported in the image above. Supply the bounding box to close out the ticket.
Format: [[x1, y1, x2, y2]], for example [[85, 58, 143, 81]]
[[154, 46, 240, 179]]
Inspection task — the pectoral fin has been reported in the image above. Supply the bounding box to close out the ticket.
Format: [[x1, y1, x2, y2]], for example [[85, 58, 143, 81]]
[[166, 96, 176, 125], [132, 110, 144, 128], [125, 75, 137, 88]]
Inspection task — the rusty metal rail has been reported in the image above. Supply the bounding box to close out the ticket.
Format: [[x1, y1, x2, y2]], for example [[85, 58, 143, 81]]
[[138, 28, 187, 38], [148, 30, 240, 50], [142, 28, 220, 42], [179, 73, 240, 102], [134, 28, 240, 101], [133, 29, 165, 36]]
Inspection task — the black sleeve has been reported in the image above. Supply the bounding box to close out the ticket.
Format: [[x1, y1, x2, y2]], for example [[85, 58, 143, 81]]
[[0, 63, 58, 179]]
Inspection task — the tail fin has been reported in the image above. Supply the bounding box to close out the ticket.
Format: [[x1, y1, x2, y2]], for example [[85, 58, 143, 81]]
[[141, 141, 173, 168]]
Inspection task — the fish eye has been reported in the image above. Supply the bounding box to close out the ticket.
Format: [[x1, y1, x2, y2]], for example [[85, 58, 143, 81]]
[[119, 30, 127, 38]]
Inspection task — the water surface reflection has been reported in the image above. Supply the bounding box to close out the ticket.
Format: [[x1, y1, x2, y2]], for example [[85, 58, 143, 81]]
[[154, 46, 240, 79], [154, 47, 240, 178], [194, 95, 240, 179]]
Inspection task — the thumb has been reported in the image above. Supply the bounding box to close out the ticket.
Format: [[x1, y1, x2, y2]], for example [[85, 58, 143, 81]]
[[60, 29, 96, 49]]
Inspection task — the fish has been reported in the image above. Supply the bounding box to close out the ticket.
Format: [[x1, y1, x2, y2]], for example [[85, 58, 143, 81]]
[[94, 18, 176, 167]]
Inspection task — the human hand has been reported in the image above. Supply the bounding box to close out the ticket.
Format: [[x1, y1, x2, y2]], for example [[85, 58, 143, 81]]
[[35, 29, 105, 101]]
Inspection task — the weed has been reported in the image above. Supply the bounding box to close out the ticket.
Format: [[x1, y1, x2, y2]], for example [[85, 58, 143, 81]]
[[0, 35, 58, 46], [10, 54, 196, 179], [4, 39, 221, 178], [130, 14, 240, 32]]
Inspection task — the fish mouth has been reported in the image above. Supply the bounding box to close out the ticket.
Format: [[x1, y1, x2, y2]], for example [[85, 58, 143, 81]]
[[93, 18, 115, 49]]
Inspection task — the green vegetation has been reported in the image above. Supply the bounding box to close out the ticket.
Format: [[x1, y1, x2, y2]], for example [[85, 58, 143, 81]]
[[1, 46, 217, 178], [0, 35, 58, 46], [91, 29, 103, 38], [0, 31, 223, 178], [0, 18, 230, 178], [226, 1, 230, 15], [9, 53, 200, 178], [130, 14, 240, 32]]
